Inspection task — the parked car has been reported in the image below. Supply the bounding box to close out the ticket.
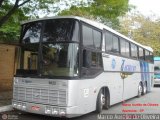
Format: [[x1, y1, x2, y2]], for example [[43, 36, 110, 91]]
[[154, 66, 160, 85]]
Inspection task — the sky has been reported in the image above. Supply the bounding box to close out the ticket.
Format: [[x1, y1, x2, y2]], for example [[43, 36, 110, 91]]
[[129, 0, 160, 17]]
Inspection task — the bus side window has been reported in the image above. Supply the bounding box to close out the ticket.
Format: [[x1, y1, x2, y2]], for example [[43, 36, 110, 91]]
[[149, 52, 154, 63], [131, 43, 138, 59], [82, 25, 94, 48], [145, 50, 150, 62], [83, 49, 91, 68], [82, 49, 102, 77], [83, 50, 102, 68], [120, 38, 130, 57], [105, 32, 119, 54], [93, 30, 102, 50], [139, 47, 144, 60]]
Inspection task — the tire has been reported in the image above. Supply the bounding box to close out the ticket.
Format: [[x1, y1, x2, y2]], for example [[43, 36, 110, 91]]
[[137, 82, 143, 97], [142, 82, 147, 95], [103, 90, 110, 110], [96, 89, 105, 113]]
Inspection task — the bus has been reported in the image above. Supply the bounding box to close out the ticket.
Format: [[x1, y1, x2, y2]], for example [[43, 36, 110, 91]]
[[154, 57, 160, 85], [12, 16, 154, 118]]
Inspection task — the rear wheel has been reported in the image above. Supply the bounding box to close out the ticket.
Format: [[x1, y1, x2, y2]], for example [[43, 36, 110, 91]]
[[142, 82, 147, 95], [137, 82, 143, 97], [103, 89, 110, 110]]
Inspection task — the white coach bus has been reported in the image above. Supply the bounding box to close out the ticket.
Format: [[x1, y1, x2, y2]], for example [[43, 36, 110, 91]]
[[12, 16, 154, 118]]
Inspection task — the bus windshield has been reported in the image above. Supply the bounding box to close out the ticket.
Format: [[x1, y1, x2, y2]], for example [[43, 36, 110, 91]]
[[22, 19, 79, 43], [17, 19, 79, 77], [42, 43, 79, 77]]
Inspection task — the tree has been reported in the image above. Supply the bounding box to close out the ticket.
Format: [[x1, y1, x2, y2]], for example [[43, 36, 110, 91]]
[[0, 0, 131, 43], [0, 0, 58, 43], [59, 0, 132, 28], [0, 0, 59, 27], [120, 13, 160, 56], [0, 8, 27, 43]]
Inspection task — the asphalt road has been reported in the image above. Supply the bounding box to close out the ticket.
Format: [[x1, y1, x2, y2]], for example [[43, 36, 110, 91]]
[[1, 87, 160, 120]]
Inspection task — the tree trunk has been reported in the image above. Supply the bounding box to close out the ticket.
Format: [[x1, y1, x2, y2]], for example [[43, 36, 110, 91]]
[[0, 0, 30, 27], [0, 6, 18, 27]]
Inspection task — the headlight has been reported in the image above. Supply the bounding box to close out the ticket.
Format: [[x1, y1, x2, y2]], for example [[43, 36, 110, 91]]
[[12, 101, 17, 108], [22, 103, 26, 110], [52, 108, 59, 115], [17, 103, 22, 109], [59, 108, 66, 116], [45, 106, 51, 114]]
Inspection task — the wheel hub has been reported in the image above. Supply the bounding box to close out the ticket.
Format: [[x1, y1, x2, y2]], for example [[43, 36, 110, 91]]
[[101, 94, 105, 106]]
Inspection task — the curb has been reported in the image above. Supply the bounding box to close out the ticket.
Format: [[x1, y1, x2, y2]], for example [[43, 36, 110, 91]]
[[0, 105, 13, 113]]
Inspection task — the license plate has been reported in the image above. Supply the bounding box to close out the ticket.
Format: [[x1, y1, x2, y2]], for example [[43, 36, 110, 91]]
[[31, 106, 40, 111]]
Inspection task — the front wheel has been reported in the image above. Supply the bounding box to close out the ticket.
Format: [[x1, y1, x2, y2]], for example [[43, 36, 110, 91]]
[[96, 89, 105, 113]]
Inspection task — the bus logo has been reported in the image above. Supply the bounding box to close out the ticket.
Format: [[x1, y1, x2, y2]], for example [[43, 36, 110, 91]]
[[120, 60, 136, 79]]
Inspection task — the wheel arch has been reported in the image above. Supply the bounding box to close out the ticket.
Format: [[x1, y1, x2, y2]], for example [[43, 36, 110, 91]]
[[99, 86, 110, 106]]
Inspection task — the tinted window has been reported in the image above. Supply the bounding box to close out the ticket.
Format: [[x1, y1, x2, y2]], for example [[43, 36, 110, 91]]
[[83, 50, 91, 68], [93, 30, 101, 49], [16, 43, 39, 75], [149, 52, 154, 63], [22, 22, 42, 43], [145, 50, 150, 61], [43, 19, 79, 42], [91, 52, 102, 68], [120, 38, 130, 57], [112, 36, 119, 53], [82, 49, 102, 77], [125, 42, 130, 57], [105, 32, 119, 54], [131, 44, 138, 58], [105, 32, 112, 51], [139, 47, 144, 60], [82, 25, 102, 49], [82, 25, 94, 48], [145, 50, 153, 63], [83, 50, 102, 68]]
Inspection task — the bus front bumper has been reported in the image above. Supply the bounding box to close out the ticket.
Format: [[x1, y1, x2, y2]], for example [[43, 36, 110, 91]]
[[12, 100, 79, 118]]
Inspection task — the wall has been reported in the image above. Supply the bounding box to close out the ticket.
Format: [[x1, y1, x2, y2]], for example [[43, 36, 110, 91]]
[[0, 44, 18, 91]]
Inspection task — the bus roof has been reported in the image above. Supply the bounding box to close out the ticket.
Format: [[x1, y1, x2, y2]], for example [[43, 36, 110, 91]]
[[154, 57, 160, 61], [21, 16, 153, 52]]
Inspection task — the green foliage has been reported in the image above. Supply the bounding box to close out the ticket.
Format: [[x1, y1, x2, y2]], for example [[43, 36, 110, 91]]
[[0, 0, 58, 43], [0, 2, 27, 43], [120, 13, 160, 56], [0, 0, 131, 43], [59, 0, 131, 28], [0, 13, 27, 43]]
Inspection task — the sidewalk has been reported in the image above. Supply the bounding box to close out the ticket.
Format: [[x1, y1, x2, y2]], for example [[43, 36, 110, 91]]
[[0, 91, 13, 112], [0, 91, 12, 106]]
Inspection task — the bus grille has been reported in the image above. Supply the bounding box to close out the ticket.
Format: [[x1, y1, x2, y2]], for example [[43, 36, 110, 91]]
[[13, 86, 67, 106]]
